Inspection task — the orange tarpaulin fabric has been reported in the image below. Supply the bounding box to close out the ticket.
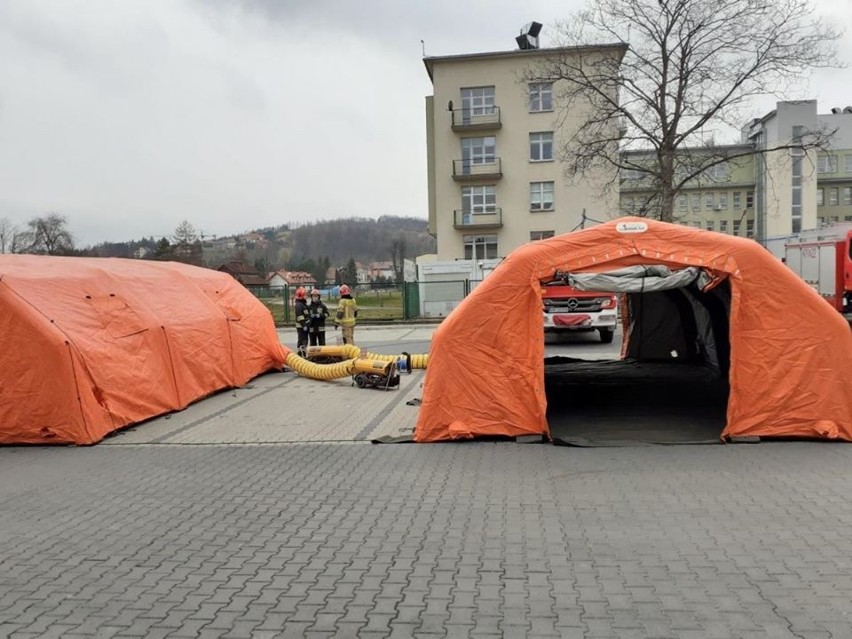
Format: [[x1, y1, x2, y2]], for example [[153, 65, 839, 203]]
[[0, 255, 288, 445], [415, 218, 852, 442]]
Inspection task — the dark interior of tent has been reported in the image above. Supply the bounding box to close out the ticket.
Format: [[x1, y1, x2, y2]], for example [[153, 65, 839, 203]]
[[544, 273, 732, 446]]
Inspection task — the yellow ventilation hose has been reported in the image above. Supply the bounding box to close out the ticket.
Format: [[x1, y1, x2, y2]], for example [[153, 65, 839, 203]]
[[304, 345, 429, 369], [284, 352, 397, 381]]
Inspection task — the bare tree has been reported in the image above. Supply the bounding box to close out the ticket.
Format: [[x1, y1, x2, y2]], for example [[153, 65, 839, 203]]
[[17, 214, 75, 255], [525, 0, 842, 221], [389, 234, 407, 283], [172, 220, 203, 265], [0, 217, 19, 254]]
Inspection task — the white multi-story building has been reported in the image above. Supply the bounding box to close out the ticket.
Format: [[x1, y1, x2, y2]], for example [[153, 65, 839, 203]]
[[423, 41, 627, 261]]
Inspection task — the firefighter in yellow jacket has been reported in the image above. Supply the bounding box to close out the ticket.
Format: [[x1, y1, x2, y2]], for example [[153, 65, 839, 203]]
[[334, 284, 358, 345]]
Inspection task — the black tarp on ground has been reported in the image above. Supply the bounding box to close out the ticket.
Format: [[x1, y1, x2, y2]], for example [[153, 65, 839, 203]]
[[545, 357, 728, 446]]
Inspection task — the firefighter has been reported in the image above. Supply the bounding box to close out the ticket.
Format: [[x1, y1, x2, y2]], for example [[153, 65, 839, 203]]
[[293, 286, 310, 355], [307, 288, 329, 346], [334, 284, 358, 345]]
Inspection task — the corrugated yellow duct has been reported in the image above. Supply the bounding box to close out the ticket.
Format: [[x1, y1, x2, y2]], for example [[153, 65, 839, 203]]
[[284, 352, 395, 380], [304, 344, 429, 369]]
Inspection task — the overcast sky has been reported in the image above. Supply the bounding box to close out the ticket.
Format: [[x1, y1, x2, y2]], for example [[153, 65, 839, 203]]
[[1, 0, 850, 247]]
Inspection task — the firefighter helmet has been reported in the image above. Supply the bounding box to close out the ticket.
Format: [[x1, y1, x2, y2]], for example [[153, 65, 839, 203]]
[[339, 284, 350, 296], [295, 286, 307, 300]]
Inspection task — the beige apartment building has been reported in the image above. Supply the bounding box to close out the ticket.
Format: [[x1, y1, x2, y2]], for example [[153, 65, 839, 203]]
[[423, 44, 627, 261]]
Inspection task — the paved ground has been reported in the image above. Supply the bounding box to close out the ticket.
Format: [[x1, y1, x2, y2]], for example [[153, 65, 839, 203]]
[[2, 324, 852, 638]]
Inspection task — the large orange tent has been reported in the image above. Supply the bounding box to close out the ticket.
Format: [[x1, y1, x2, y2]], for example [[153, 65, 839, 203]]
[[415, 218, 852, 442], [0, 255, 288, 445]]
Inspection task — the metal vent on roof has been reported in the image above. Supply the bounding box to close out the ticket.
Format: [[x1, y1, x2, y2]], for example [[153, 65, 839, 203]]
[[516, 21, 542, 50]]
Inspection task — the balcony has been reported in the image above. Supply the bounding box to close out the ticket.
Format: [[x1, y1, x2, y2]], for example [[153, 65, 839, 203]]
[[451, 107, 502, 132], [453, 208, 503, 230], [452, 157, 502, 182]]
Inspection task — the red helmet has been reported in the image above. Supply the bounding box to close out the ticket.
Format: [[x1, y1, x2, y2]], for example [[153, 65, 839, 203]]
[[310, 288, 320, 297], [295, 286, 307, 300], [339, 284, 350, 296]]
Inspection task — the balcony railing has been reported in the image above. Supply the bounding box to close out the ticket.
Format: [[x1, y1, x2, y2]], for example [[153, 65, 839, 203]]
[[451, 107, 502, 131], [453, 208, 503, 229], [452, 157, 502, 181]]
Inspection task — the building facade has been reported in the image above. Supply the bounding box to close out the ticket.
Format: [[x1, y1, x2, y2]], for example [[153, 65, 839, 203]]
[[423, 44, 626, 261], [621, 101, 852, 241]]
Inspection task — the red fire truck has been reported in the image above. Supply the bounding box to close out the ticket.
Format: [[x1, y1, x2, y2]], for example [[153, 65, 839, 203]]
[[783, 223, 852, 321], [541, 282, 618, 343]]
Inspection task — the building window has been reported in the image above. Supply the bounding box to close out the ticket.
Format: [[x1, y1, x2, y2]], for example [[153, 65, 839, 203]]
[[622, 168, 643, 180], [845, 215, 852, 221], [705, 162, 730, 181], [530, 230, 555, 241], [691, 194, 700, 211], [720, 220, 728, 233], [528, 83, 553, 112], [845, 154, 852, 173], [692, 221, 702, 228], [463, 234, 498, 260], [829, 216, 839, 223], [460, 86, 496, 118], [733, 220, 741, 235], [829, 187, 839, 206], [704, 193, 714, 210], [461, 136, 496, 167], [718, 193, 728, 210], [791, 156, 803, 234], [706, 221, 715, 231], [678, 195, 687, 212], [843, 187, 852, 205], [529, 132, 553, 161], [817, 188, 824, 206], [461, 185, 496, 215], [746, 219, 754, 237], [530, 182, 555, 211], [732, 191, 741, 210], [817, 155, 837, 174], [746, 191, 754, 209]]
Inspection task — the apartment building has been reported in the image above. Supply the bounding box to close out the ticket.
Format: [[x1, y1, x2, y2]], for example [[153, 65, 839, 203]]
[[621, 101, 852, 241], [423, 41, 626, 261]]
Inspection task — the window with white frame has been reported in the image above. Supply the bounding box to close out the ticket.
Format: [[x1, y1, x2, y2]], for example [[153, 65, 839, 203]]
[[463, 234, 498, 260], [461, 136, 496, 167], [718, 193, 728, 210], [692, 221, 702, 228], [843, 187, 852, 205], [732, 191, 741, 210], [746, 219, 754, 237], [530, 230, 555, 241], [817, 155, 837, 173], [691, 194, 700, 211], [461, 185, 496, 215], [845, 154, 852, 173], [460, 86, 495, 118], [706, 221, 715, 231], [622, 168, 643, 180], [529, 132, 553, 161], [733, 220, 741, 235], [529, 83, 553, 112], [817, 188, 824, 206], [746, 191, 754, 208], [720, 220, 728, 233], [829, 187, 839, 206], [678, 195, 687, 212], [705, 193, 714, 210], [530, 182, 555, 211], [705, 162, 730, 181]]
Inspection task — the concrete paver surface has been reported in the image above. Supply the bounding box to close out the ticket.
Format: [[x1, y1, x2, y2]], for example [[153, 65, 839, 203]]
[[2, 324, 852, 638]]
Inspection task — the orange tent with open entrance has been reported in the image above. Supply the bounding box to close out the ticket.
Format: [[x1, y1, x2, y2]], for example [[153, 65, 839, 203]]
[[0, 255, 287, 445], [414, 218, 852, 443]]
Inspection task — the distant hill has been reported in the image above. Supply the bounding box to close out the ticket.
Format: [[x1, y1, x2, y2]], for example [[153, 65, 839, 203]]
[[79, 216, 436, 276]]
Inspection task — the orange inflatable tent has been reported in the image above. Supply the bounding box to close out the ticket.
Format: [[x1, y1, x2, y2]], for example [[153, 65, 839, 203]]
[[0, 255, 287, 445], [415, 218, 852, 442]]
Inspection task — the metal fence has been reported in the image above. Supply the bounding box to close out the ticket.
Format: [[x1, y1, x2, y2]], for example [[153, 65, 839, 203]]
[[247, 280, 482, 325]]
